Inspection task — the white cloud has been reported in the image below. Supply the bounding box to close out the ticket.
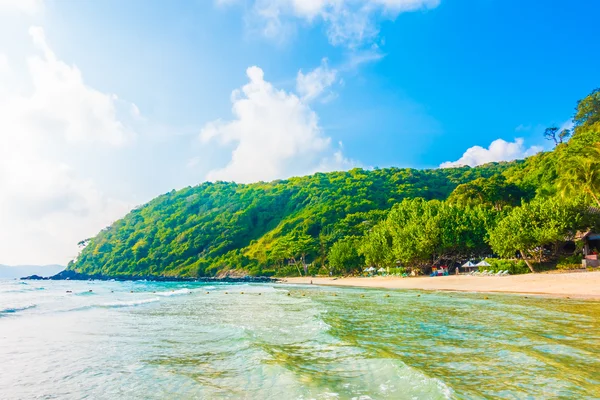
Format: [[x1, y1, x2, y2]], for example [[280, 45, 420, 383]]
[[559, 119, 574, 133], [342, 45, 386, 68], [200, 66, 355, 183], [0, 0, 44, 14], [296, 58, 338, 101], [0, 26, 137, 265], [223, 0, 440, 47], [440, 138, 543, 168]]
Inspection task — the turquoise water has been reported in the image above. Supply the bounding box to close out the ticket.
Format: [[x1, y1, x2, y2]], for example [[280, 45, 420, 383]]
[[1, 279, 599, 399]]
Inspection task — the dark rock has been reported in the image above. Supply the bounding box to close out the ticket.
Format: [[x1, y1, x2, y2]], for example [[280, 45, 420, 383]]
[[21, 269, 278, 283], [20, 274, 47, 280]]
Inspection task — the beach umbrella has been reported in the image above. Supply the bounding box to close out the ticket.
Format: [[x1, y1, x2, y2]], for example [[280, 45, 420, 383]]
[[377, 268, 386, 273], [462, 261, 476, 267], [476, 260, 491, 267], [367, 267, 376, 272]]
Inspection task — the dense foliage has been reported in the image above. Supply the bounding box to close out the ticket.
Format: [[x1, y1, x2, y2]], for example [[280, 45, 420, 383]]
[[488, 197, 592, 272], [71, 166, 506, 277], [70, 89, 600, 277]]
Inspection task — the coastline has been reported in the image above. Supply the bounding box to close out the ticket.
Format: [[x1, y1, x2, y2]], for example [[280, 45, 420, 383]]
[[282, 271, 600, 300], [21, 269, 276, 283]]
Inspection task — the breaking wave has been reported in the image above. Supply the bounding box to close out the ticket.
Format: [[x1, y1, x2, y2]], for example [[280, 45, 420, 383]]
[[155, 288, 194, 297], [68, 298, 160, 312], [0, 304, 37, 315]]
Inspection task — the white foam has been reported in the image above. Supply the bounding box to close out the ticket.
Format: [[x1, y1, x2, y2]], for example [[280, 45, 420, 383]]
[[68, 297, 161, 312], [0, 304, 37, 314], [155, 289, 193, 297], [99, 298, 160, 308]]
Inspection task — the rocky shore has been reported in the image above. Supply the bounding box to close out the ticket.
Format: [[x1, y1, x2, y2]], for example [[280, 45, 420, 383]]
[[21, 269, 277, 283]]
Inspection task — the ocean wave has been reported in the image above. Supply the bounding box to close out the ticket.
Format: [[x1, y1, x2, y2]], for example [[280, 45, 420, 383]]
[[2, 286, 46, 294], [223, 284, 277, 293], [68, 298, 160, 312], [155, 288, 194, 297], [99, 298, 160, 308], [74, 290, 97, 296], [0, 304, 37, 315]]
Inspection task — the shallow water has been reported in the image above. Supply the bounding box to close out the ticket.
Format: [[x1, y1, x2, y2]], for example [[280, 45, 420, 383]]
[[1, 279, 599, 399]]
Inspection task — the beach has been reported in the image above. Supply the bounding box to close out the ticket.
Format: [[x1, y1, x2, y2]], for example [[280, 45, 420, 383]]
[[284, 271, 600, 299]]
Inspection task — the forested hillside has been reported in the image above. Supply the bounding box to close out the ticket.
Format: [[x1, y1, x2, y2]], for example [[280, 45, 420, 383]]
[[69, 89, 600, 277]]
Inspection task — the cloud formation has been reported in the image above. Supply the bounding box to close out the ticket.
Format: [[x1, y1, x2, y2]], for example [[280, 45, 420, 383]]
[[0, 26, 136, 264], [0, 0, 44, 14], [440, 138, 543, 168], [219, 0, 440, 47], [296, 58, 338, 101], [200, 66, 355, 183]]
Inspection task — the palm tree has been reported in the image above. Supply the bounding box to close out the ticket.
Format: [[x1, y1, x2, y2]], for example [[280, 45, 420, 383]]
[[557, 144, 600, 207]]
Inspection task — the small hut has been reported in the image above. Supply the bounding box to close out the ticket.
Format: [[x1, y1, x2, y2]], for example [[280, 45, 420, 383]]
[[578, 231, 600, 267]]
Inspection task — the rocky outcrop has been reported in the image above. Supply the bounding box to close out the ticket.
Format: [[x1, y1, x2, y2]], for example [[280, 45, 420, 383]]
[[21, 269, 277, 283]]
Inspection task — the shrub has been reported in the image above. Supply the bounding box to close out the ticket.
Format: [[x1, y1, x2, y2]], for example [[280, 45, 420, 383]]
[[556, 264, 582, 270], [555, 254, 584, 271], [307, 264, 322, 276], [483, 259, 531, 275], [557, 254, 582, 265], [248, 265, 276, 277], [388, 267, 407, 275], [273, 265, 302, 277]]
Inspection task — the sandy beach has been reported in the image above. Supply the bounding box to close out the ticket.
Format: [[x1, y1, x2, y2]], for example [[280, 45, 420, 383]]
[[284, 271, 600, 299]]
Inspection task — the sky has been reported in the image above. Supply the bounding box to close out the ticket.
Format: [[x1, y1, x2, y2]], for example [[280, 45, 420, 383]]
[[1, 0, 599, 265]]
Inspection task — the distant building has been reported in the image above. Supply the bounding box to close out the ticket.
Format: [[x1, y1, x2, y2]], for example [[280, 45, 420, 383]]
[[577, 231, 600, 267]]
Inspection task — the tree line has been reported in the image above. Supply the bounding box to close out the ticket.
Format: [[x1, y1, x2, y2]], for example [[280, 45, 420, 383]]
[[70, 89, 600, 277]]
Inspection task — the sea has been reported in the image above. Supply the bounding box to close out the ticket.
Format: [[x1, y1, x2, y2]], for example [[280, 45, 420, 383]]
[[1, 279, 599, 399]]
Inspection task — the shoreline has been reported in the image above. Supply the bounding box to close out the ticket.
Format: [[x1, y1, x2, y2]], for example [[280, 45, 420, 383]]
[[282, 271, 600, 300], [21, 269, 276, 283]]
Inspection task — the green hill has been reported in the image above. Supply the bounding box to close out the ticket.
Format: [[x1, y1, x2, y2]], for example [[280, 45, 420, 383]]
[[69, 164, 511, 277], [69, 89, 600, 278]]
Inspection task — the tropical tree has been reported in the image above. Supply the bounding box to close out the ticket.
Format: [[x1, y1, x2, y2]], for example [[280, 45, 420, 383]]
[[574, 88, 600, 129], [288, 232, 317, 275], [544, 126, 572, 146], [328, 237, 364, 275], [437, 204, 497, 263], [557, 146, 600, 207], [448, 175, 531, 210], [559, 128, 572, 143], [489, 198, 589, 272], [359, 223, 393, 268], [387, 198, 441, 269]]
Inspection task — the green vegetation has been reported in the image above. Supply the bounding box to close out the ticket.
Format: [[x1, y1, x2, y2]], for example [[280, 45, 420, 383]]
[[480, 259, 530, 275], [328, 237, 364, 275], [69, 89, 600, 277], [360, 199, 497, 271], [488, 197, 591, 272]]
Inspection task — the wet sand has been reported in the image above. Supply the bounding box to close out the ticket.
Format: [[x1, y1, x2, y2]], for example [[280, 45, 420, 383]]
[[284, 271, 600, 299]]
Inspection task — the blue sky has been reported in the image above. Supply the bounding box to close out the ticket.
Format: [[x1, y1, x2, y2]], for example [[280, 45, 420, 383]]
[[45, 0, 600, 167], [0, 0, 599, 264]]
